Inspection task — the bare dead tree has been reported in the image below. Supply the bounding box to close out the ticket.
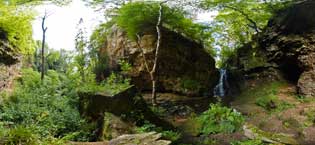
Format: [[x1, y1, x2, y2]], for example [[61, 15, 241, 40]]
[[41, 11, 48, 81]]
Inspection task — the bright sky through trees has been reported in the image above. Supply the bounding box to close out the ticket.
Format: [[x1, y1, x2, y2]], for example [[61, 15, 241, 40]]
[[32, 0, 216, 50], [32, 0, 103, 50]]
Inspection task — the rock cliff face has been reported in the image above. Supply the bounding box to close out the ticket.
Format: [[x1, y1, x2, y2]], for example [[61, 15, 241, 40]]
[[0, 63, 20, 92], [0, 35, 20, 93], [102, 25, 219, 96], [228, 0, 315, 97]]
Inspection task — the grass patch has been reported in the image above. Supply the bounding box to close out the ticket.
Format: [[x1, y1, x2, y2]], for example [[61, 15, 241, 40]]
[[237, 81, 294, 112], [255, 94, 277, 110], [237, 81, 286, 103], [276, 101, 295, 112]]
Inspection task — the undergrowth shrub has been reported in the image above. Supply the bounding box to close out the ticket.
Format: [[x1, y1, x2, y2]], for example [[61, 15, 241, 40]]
[[5, 125, 39, 145], [197, 103, 245, 134], [0, 4, 34, 54], [0, 68, 94, 143]]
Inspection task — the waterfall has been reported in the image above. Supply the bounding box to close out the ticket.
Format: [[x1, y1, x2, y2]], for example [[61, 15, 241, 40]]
[[213, 69, 228, 97]]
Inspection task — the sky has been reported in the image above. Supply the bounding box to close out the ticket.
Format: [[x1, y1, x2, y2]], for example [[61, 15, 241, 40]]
[[32, 1, 216, 50], [32, 0, 103, 50]]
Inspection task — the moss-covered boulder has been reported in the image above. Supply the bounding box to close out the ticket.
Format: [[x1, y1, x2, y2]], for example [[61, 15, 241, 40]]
[[243, 124, 299, 145], [78, 86, 173, 140]]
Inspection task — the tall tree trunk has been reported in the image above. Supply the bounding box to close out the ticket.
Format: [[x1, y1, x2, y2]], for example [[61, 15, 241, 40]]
[[150, 1, 165, 106], [135, 1, 166, 106], [41, 13, 48, 81]]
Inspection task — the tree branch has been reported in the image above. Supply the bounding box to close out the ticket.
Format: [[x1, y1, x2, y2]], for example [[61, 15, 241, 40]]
[[223, 5, 261, 33]]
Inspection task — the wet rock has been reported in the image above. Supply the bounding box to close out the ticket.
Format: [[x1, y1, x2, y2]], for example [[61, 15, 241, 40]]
[[100, 25, 219, 96]]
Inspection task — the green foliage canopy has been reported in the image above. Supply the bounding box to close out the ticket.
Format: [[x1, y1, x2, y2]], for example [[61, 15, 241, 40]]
[[0, 4, 34, 54], [116, 2, 210, 42], [1, 0, 72, 5], [199, 0, 293, 67]]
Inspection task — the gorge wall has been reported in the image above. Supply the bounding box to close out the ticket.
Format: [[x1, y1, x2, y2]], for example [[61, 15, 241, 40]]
[[228, 0, 315, 97], [100, 25, 219, 96], [0, 34, 20, 93]]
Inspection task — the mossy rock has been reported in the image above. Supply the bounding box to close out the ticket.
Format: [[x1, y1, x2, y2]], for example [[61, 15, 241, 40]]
[[78, 86, 174, 140], [243, 123, 299, 145], [108, 132, 171, 145]]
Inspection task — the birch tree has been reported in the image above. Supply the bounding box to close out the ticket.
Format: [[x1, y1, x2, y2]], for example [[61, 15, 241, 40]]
[[134, 1, 166, 105]]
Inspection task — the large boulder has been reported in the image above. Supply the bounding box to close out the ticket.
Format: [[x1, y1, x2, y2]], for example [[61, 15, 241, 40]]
[[101, 25, 219, 96], [261, 0, 315, 97], [228, 0, 315, 97], [78, 86, 174, 140]]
